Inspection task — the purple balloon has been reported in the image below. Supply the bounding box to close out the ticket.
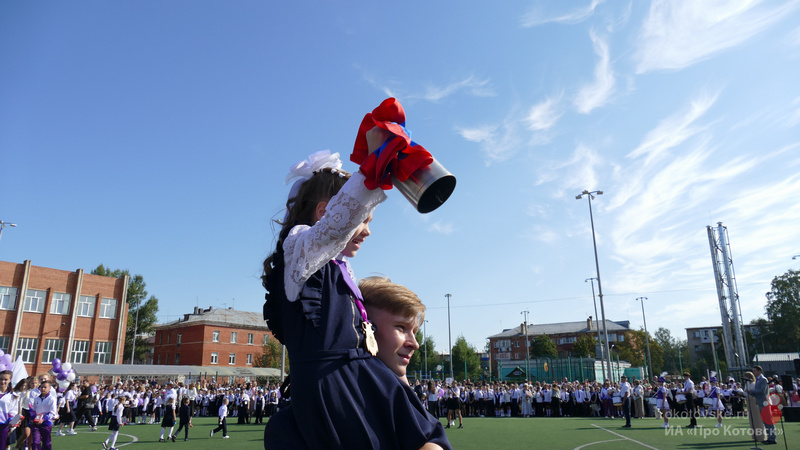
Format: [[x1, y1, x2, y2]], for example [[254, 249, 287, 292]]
[[1, 354, 10, 365], [56, 371, 68, 381], [51, 358, 61, 367]]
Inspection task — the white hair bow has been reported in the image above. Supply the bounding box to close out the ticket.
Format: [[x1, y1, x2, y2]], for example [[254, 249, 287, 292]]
[[284, 150, 343, 186], [283, 150, 343, 222]]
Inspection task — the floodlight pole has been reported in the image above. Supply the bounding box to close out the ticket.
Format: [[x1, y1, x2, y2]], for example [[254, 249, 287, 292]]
[[0, 221, 17, 247], [445, 293, 453, 379], [586, 277, 606, 381], [636, 296, 653, 383], [576, 190, 613, 382], [521, 310, 530, 381]]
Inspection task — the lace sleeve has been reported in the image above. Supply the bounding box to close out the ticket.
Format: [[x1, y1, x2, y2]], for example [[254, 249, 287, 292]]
[[283, 171, 387, 301]]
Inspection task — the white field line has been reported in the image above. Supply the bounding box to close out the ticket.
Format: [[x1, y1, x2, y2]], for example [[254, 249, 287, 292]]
[[590, 423, 660, 450], [574, 438, 625, 449]]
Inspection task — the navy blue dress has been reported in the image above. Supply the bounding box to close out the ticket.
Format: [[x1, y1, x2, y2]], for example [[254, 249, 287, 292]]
[[264, 261, 450, 449]]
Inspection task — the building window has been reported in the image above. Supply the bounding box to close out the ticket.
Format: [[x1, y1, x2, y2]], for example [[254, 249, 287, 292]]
[[693, 331, 700, 339], [0, 336, 9, 354], [247, 354, 253, 365], [0, 287, 18, 310], [247, 333, 254, 345], [231, 332, 237, 344], [694, 345, 701, 352], [212, 331, 220, 342], [156, 354, 161, 365], [175, 353, 180, 364], [71, 340, 90, 364], [42, 339, 65, 363], [94, 342, 112, 364], [263, 334, 269, 346], [23, 289, 46, 313], [167, 334, 171, 344], [177, 333, 182, 344], [210, 352, 218, 364], [229, 353, 236, 365], [49, 293, 71, 315], [16, 338, 39, 364], [77, 295, 95, 317], [99, 298, 117, 319], [618, 334, 625, 342], [159, 334, 163, 345]]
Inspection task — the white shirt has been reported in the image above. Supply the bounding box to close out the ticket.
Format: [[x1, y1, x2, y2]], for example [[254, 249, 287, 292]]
[[619, 382, 631, 399], [30, 392, 58, 422], [683, 379, 695, 394], [0, 391, 20, 423]]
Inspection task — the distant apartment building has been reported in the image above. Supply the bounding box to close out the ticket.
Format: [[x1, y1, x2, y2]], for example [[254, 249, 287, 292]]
[[685, 324, 761, 364], [0, 260, 129, 375], [488, 317, 631, 374], [152, 306, 273, 368]]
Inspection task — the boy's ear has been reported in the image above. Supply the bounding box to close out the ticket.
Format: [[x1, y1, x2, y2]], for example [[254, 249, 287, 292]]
[[315, 201, 328, 222]]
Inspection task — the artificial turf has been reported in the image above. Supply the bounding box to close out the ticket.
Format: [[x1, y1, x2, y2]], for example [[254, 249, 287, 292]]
[[49, 415, 798, 449]]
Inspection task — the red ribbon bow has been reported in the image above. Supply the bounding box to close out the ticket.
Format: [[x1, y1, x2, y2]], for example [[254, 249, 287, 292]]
[[351, 97, 433, 190]]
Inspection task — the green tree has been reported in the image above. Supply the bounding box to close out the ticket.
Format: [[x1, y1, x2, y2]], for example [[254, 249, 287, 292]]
[[654, 327, 687, 374], [451, 336, 481, 381], [409, 331, 439, 376], [256, 337, 286, 370], [529, 335, 557, 358], [749, 317, 774, 355], [765, 269, 800, 351], [92, 264, 160, 364], [571, 334, 596, 358], [614, 329, 663, 376]]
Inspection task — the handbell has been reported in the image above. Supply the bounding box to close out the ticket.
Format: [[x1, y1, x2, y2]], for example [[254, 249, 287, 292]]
[[393, 158, 456, 214]]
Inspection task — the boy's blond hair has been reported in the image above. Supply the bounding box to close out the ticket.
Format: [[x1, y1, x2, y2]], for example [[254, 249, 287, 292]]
[[358, 276, 425, 322]]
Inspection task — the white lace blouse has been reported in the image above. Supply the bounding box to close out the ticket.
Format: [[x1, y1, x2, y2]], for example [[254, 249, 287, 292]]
[[282, 171, 386, 302]]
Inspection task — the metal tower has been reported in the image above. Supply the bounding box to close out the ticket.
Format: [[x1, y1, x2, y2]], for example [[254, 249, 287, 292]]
[[706, 222, 748, 372]]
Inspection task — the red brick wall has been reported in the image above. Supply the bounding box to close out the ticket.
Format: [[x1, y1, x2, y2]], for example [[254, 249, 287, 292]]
[[0, 260, 127, 375], [153, 323, 273, 367]]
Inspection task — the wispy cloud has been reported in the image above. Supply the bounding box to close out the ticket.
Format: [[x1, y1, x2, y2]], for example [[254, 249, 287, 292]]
[[456, 115, 524, 164], [357, 67, 493, 103], [430, 221, 455, 235], [521, 0, 606, 27], [573, 30, 615, 114], [633, 0, 800, 73], [535, 143, 602, 195], [625, 91, 719, 164], [525, 94, 563, 130]]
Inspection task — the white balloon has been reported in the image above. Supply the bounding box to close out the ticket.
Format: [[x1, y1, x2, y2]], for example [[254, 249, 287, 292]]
[[61, 362, 72, 372], [66, 372, 76, 381], [58, 380, 70, 390]]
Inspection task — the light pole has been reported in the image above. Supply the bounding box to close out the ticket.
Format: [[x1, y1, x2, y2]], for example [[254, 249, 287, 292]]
[[636, 297, 653, 383], [423, 319, 429, 376], [0, 221, 17, 247], [130, 293, 143, 365], [759, 331, 775, 354], [521, 310, 531, 381], [445, 293, 453, 379], [576, 190, 613, 381], [585, 277, 606, 381]]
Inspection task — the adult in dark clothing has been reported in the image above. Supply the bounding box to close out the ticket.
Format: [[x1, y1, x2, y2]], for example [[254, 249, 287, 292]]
[[75, 379, 97, 431]]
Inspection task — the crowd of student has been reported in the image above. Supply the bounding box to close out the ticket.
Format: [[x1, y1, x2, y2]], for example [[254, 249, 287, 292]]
[[0, 372, 290, 450], [399, 372, 799, 422]]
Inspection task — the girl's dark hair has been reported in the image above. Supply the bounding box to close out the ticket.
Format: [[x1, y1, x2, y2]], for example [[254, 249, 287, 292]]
[[262, 168, 350, 343]]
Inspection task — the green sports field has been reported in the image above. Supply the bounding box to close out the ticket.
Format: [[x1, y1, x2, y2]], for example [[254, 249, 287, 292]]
[[49, 415, 798, 449]]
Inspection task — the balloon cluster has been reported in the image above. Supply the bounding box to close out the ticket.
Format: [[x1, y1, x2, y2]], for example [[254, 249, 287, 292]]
[[51, 358, 76, 391], [0, 350, 12, 371]]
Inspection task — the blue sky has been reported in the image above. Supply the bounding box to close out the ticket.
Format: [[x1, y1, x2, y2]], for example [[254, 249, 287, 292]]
[[2, 1, 800, 356]]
